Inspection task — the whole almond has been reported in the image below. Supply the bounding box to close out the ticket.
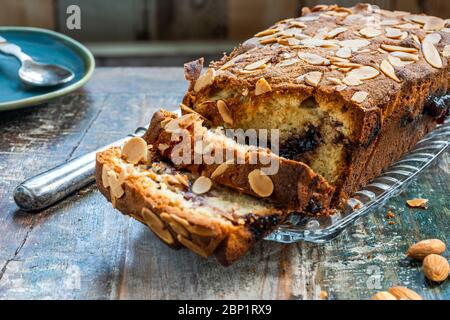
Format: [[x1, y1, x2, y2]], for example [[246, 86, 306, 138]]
[[406, 239, 446, 260], [388, 286, 423, 300], [422, 254, 449, 282], [371, 291, 397, 300]]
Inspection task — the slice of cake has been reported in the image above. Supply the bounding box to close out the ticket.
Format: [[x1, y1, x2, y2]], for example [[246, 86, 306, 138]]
[[96, 141, 289, 266], [182, 3, 450, 204]]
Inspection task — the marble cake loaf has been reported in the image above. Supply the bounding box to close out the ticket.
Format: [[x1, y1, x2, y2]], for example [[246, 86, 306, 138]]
[[182, 3, 450, 205]]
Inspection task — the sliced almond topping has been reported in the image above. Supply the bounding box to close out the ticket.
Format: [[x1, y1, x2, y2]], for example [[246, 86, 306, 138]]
[[304, 71, 323, 87], [335, 84, 347, 91], [385, 27, 403, 39], [407, 14, 429, 25], [298, 52, 326, 65], [351, 91, 369, 104], [336, 47, 352, 58], [255, 28, 278, 37], [397, 23, 420, 29], [347, 66, 380, 80], [289, 21, 307, 28], [327, 77, 342, 85], [248, 169, 274, 197], [216, 100, 234, 125], [390, 51, 419, 61], [141, 208, 174, 245], [326, 27, 347, 38], [422, 40, 443, 68], [121, 137, 148, 164], [192, 176, 213, 194], [406, 198, 428, 208], [333, 62, 363, 68], [259, 37, 278, 45], [380, 59, 401, 82], [194, 68, 216, 92], [443, 45, 450, 58], [343, 75, 362, 86], [277, 58, 300, 67], [380, 44, 418, 53], [360, 27, 382, 38], [388, 55, 414, 67], [158, 143, 170, 152], [210, 161, 232, 179], [424, 17, 445, 31], [412, 34, 421, 46], [339, 39, 370, 50], [101, 165, 111, 188], [255, 78, 272, 96], [107, 170, 125, 199], [424, 33, 442, 45], [300, 38, 339, 48], [244, 58, 270, 71]]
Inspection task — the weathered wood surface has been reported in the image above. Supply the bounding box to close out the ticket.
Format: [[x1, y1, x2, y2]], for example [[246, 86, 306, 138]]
[[0, 68, 448, 300]]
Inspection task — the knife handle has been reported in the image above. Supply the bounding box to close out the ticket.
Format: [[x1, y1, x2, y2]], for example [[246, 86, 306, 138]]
[[13, 128, 147, 212]]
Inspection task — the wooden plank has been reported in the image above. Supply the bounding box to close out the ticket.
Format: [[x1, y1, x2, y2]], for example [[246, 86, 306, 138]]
[[0, 0, 55, 29], [0, 68, 448, 299]]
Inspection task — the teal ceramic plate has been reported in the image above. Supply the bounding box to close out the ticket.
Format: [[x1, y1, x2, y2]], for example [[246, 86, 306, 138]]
[[0, 27, 95, 112]]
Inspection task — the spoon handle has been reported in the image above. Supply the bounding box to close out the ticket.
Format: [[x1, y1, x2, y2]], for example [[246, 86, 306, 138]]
[[0, 40, 32, 63]]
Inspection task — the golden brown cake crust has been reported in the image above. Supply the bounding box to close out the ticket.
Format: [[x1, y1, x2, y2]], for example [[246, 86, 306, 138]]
[[96, 147, 288, 266], [143, 109, 335, 213]]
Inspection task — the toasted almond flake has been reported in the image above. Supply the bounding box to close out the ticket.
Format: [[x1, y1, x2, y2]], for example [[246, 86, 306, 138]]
[[277, 58, 300, 67], [443, 28, 450, 33], [340, 39, 370, 50], [407, 14, 429, 25], [425, 33, 442, 46], [333, 62, 363, 68], [216, 100, 233, 125], [287, 38, 301, 46], [422, 40, 443, 68], [298, 52, 326, 65], [397, 23, 420, 29], [347, 66, 380, 80], [381, 18, 400, 26], [360, 27, 382, 38], [194, 68, 216, 92], [255, 28, 278, 37], [335, 84, 347, 91], [380, 44, 418, 53], [295, 74, 305, 83], [390, 51, 419, 61], [294, 33, 312, 40], [343, 75, 362, 86], [192, 176, 212, 194], [378, 48, 389, 54], [327, 77, 342, 85], [259, 37, 278, 45], [300, 38, 339, 48], [326, 27, 347, 38], [388, 55, 414, 67], [248, 169, 274, 197], [357, 49, 371, 54], [122, 137, 148, 164], [385, 27, 403, 39], [255, 78, 272, 96], [443, 45, 450, 57], [351, 91, 368, 104], [380, 59, 401, 82], [158, 143, 170, 152], [244, 58, 270, 71], [304, 71, 323, 87], [289, 21, 307, 28], [336, 47, 352, 58], [412, 34, 421, 46], [338, 67, 352, 73], [328, 56, 350, 63], [406, 198, 428, 208], [210, 161, 233, 179], [424, 17, 445, 31], [298, 15, 319, 22]]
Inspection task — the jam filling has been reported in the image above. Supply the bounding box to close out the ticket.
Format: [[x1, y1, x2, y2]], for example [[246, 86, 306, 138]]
[[279, 125, 321, 161], [423, 92, 450, 123]]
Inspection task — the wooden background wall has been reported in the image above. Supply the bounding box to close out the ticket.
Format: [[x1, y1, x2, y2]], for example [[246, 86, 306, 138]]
[[0, 0, 449, 41]]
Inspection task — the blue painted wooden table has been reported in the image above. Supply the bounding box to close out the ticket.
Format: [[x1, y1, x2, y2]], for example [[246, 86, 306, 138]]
[[0, 68, 448, 299]]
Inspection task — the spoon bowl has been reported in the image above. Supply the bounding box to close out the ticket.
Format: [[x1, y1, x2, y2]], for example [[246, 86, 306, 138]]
[[19, 60, 75, 87]]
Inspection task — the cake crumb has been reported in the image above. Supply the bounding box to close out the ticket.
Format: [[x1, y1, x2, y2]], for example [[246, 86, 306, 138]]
[[386, 210, 395, 219], [406, 198, 428, 209], [319, 290, 328, 300], [388, 220, 396, 225]]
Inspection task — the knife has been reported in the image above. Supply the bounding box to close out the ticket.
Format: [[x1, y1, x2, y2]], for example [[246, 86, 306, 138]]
[[13, 127, 148, 212]]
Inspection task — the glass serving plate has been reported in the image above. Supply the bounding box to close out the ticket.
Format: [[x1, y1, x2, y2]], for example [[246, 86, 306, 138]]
[[266, 117, 450, 244]]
